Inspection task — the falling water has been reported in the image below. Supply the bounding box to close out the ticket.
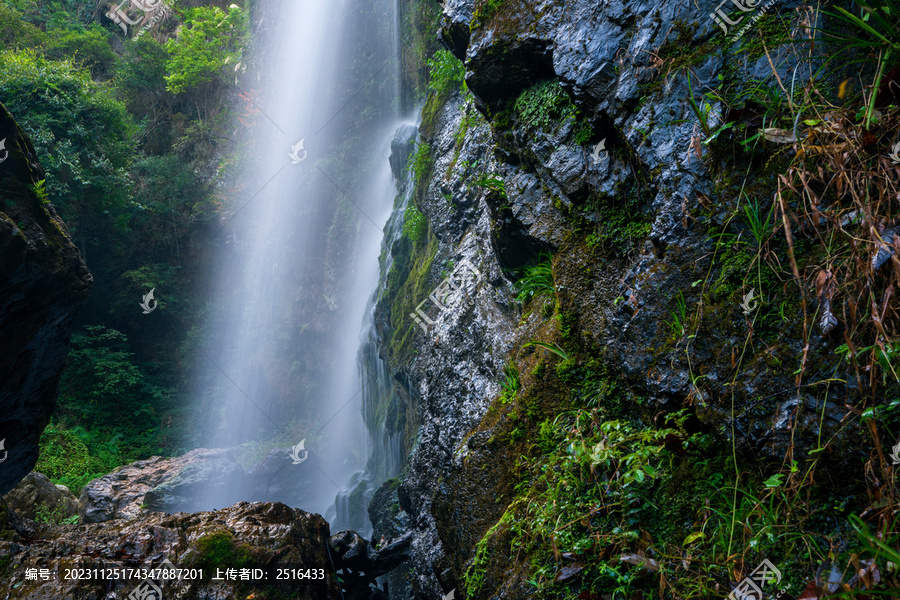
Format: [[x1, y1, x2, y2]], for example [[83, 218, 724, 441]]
[[189, 0, 402, 523], [330, 122, 417, 535]]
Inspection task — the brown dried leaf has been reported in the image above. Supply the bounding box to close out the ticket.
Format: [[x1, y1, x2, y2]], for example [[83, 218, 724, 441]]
[[619, 553, 660, 571], [762, 127, 798, 143]]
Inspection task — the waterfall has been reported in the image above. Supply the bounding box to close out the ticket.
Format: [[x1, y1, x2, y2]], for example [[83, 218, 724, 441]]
[[189, 0, 402, 522], [329, 121, 417, 535]]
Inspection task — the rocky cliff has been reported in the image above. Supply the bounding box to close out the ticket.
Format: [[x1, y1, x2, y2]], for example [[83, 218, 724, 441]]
[[0, 101, 93, 496], [372, 0, 900, 598]]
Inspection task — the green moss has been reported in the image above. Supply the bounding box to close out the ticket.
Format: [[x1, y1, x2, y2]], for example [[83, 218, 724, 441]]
[[470, 0, 507, 30], [192, 530, 254, 571], [463, 506, 515, 595]]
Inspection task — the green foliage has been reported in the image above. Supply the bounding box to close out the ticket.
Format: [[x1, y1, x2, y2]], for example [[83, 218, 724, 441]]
[[0, 2, 46, 51], [0, 49, 135, 234], [426, 48, 465, 95], [513, 79, 593, 142], [500, 364, 520, 403], [509, 412, 684, 596], [585, 181, 654, 255], [668, 291, 689, 340], [35, 423, 123, 494], [408, 140, 432, 183], [473, 174, 506, 198], [742, 195, 775, 247], [470, 0, 506, 29], [823, 0, 900, 128], [164, 5, 248, 94], [62, 326, 145, 411], [402, 205, 427, 242], [523, 341, 570, 361], [113, 37, 169, 108], [464, 507, 515, 595], [44, 26, 116, 79], [4, 0, 96, 31], [515, 255, 555, 303], [515, 80, 576, 131], [35, 502, 78, 525], [35, 425, 90, 481]]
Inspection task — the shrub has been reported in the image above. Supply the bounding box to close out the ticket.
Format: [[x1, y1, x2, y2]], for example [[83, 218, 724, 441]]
[[426, 49, 465, 96], [402, 206, 427, 242], [0, 49, 135, 236], [164, 5, 249, 94], [407, 140, 432, 183], [44, 27, 116, 79]]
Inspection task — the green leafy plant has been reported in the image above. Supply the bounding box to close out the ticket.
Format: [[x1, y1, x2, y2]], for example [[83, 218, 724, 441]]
[[407, 141, 432, 183], [523, 341, 569, 361], [426, 49, 465, 95], [685, 73, 733, 144], [514, 80, 585, 134], [515, 255, 555, 303], [164, 5, 249, 94], [500, 364, 520, 403], [742, 195, 775, 247], [668, 292, 689, 340], [402, 206, 427, 242], [823, 0, 900, 128], [473, 174, 506, 198]]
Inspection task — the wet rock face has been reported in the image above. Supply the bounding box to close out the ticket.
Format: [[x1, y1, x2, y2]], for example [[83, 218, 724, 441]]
[[379, 0, 853, 597], [0, 101, 93, 496], [0, 500, 342, 600], [2, 471, 77, 522], [79, 448, 246, 523]]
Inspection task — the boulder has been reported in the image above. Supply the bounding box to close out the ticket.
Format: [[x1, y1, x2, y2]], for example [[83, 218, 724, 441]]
[[79, 448, 246, 523], [2, 471, 77, 522], [0, 101, 93, 496], [0, 500, 343, 600]]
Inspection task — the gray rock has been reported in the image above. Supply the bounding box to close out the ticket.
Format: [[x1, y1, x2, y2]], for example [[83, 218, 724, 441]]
[[2, 471, 77, 522], [79, 448, 245, 523], [0, 102, 93, 496]]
